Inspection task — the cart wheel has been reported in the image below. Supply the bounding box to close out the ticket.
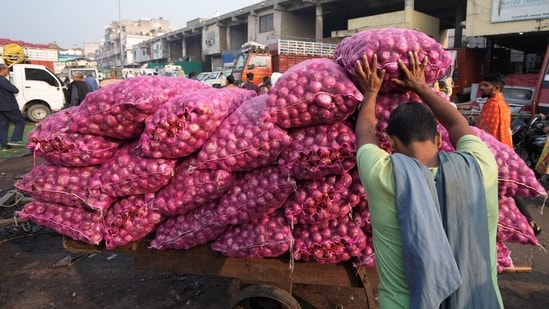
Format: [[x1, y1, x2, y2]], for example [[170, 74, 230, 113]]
[[229, 284, 301, 309]]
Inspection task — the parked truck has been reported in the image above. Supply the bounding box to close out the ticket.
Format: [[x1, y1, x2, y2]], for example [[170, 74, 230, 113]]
[[1, 43, 66, 122], [231, 39, 338, 86]]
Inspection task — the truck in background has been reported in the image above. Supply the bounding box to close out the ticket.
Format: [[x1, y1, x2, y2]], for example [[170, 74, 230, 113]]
[[60, 59, 102, 84], [231, 39, 338, 86], [1, 43, 66, 122]]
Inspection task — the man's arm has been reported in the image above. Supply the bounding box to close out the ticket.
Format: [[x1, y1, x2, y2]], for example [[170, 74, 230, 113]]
[[391, 52, 473, 147], [353, 54, 386, 148]]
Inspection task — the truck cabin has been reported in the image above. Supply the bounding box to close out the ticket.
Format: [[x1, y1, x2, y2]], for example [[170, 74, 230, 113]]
[[232, 42, 271, 86]]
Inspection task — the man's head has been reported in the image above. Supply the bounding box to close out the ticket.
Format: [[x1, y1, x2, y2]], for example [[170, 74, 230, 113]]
[[0, 63, 9, 77], [386, 102, 440, 154], [246, 72, 254, 81], [227, 74, 235, 85], [480, 72, 505, 98], [72, 71, 84, 81]]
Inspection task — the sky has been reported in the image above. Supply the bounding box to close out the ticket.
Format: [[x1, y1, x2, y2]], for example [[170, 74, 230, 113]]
[[1, 0, 260, 49]]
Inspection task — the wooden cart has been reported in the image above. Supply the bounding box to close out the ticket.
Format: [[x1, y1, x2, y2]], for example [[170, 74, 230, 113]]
[[63, 236, 379, 309]]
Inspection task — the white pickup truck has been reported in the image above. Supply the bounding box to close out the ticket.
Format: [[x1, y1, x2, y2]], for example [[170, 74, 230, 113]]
[[8, 63, 67, 122]]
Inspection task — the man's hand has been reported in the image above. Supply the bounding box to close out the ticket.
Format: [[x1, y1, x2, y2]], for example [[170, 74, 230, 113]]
[[391, 51, 428, 92], [353, 54, 385, 148], [354, 54, 385, 96]]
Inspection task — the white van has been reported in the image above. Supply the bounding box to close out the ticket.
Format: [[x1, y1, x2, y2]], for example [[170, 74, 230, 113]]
[[9, 63, 67, 122]]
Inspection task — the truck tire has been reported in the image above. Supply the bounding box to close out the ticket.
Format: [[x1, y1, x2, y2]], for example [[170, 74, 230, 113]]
[[26, 104, 51, 123]]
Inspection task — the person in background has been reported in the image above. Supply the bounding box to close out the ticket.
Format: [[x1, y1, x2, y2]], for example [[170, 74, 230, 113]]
[[353, 52, 503, 308], [219, 72, 227, 87], [84, 71, 98, 91], [67, 71, 91, 107], [0, 63, 26, 150], [476, 73, 513, 148], [477, 73, 541, 235], [258, 75, 272, 95], [225, 75, 237, 88], [242, 72, 259, 94], [188, 71, 197, 79]]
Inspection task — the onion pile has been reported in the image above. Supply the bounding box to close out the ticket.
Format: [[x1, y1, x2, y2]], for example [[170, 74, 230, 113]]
[[71, 76, 211, 139], [103, 193, 164, 250], [196, 95, 291, 171], [335, 27, 452, 93], [279, 121, 357, 180], [266, 58, 363, 128], [14, 28, 544, 271], [211, 210, 293, 258], [153, 155, 235, 216], [139, 88, 256, 159], [17, 200, 103, 245], [150, 201, 226, 250], [27, 107, 121, 166]]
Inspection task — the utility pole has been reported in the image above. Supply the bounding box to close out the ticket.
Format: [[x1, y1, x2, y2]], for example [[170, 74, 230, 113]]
[[119, 0, 124, 67]]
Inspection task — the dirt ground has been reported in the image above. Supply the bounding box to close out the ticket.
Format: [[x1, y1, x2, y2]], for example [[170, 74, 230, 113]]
[[1, 153, 549, 309]]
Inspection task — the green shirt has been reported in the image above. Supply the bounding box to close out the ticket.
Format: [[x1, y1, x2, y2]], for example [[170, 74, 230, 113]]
[[356, 134, 503, 308]]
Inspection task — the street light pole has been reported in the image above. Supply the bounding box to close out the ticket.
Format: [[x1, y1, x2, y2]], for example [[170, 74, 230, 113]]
[[119, 0, 124, 67]]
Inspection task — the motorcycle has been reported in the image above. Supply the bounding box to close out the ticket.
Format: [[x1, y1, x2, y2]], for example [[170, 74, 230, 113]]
[[512, 116, 547, 173]]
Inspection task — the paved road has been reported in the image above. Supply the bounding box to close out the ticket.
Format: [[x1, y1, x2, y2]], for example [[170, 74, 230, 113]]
[[498, 195, 549, 308]]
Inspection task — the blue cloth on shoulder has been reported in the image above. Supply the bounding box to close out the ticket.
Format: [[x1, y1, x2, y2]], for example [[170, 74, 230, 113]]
[[392, 153, 461, 309], [392, 151, 500, 309]]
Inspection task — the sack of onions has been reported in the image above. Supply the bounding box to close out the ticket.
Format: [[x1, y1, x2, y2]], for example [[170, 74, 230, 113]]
[[87, 140, 177, 206], [14, 162, 115, 211], [266, 58, 363, 128], [279, 121, 357, 180], [71, 76, 211, 139], [352, 236, 376, 268], [153, 155, 236, 217], [211, 210, 293, 258], [334, 27, 452, 93], [196, 95, 291, 172], [150, 201, 226, 250], [292, 215, 367, 264], [497, 196, 539, 246], [284, 173, 354, 226], [139, 87, 256, 159], [27, 106, 122, 166], [215, 165, 296, 226], [103, 193, 164, 250], [16, 200, 103, 245]]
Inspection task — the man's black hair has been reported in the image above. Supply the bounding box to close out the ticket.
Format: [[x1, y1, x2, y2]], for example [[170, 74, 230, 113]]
[[386, 102, 438, 146], [482, 72, 505, 88]]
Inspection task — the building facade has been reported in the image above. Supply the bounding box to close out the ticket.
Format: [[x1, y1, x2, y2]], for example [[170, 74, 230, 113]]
[[96, 0, 549, 74]]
